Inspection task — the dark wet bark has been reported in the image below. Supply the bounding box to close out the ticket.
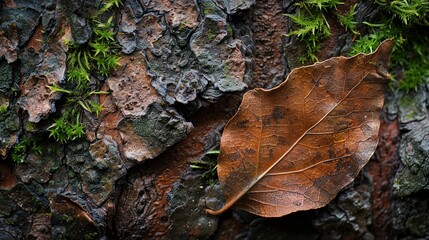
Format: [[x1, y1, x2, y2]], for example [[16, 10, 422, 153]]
[[0, 0, 428, 239]]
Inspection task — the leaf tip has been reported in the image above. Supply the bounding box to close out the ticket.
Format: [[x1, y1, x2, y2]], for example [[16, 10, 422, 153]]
[[370, 39, 395, 80], [378, 38, 394, 53], [374, 39, 394, 63]]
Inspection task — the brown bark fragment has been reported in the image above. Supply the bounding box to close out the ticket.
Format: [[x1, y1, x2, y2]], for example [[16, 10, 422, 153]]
[[107, 53, 161, 117], [97, 111, 123, 145], [18, 22, 71, 123], [28, 213, 51, 240], [0, 23, 19, 63], [4, 0, 17, 8], [0, 162, 17, 190], [249, 0, 288, 88], [26, 24, 45, 53], [365, 117, 400, 240], [140, 0, 199, 29]]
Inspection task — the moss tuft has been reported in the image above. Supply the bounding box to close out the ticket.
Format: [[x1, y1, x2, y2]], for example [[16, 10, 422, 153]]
[[286, 0, 429, 92], [47, 1, 122, 143]]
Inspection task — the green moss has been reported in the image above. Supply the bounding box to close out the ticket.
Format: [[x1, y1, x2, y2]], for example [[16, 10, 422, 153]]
[[302, 0, 343, 10], [61, 214, 74, 223], [349, 22, 397, 55], [399, 58, 429, 91], [393, 167, 427, 196], [286, 0, 429, 92], [201, 1, 224, 17], [206, 32, 216, 42], [0, 105, 7, 114], [47, 111, 86, 143], [349, 17, 428, 92], [99, 0, 123, 14], [227, 26, 233, 37], [24, 121, 37, 132], [285, 0, 342, 63], [47, 2, 122, 143], [336, 4, 358, 33], [375, 0, 429, 25], [190, 150, 219, 186], [350, 0, 429, 92], [9, 85, 20, 98], [395, 34, 429, 92], [398, 95, 422, 120], [12, 137, 42, 164], [178, 20, 190, 30]]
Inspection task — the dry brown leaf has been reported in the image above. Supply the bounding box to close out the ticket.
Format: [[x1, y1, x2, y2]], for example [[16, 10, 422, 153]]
[[207, 40, 394, 217]]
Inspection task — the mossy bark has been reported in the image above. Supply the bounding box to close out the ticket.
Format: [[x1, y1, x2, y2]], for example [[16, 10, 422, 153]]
[[0, 0, 428, 239]]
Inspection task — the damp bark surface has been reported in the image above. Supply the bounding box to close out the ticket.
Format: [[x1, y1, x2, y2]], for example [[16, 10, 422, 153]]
[[0, 0, 428, 239]]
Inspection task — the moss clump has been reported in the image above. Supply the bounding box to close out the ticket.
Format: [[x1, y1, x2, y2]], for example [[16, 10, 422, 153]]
[[375, 0, 429, 25], [286, 0, 429, 92], [348, 4, 429, 92], [206, 32, 217, 42], [47, 0, 122, 143], [0, 105, 7, 114], [12, 137, 42, 164], [285, 0, 344, 63]]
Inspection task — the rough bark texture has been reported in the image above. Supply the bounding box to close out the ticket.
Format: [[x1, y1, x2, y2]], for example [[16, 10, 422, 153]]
[[0, 0, 428, 239]]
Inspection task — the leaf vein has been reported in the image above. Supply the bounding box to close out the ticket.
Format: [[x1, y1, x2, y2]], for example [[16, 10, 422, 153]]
[[265, 154, 352, 176]]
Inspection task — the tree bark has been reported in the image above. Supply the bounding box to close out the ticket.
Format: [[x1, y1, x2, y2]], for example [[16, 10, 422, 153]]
[[0, 0, 428, 239]]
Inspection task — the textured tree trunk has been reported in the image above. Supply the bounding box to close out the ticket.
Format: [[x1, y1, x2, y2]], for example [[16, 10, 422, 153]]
[[0, 0, 428, 239]]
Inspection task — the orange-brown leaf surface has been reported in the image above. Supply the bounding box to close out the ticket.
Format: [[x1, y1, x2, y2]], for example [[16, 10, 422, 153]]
[[207, 40, 394, 217]]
